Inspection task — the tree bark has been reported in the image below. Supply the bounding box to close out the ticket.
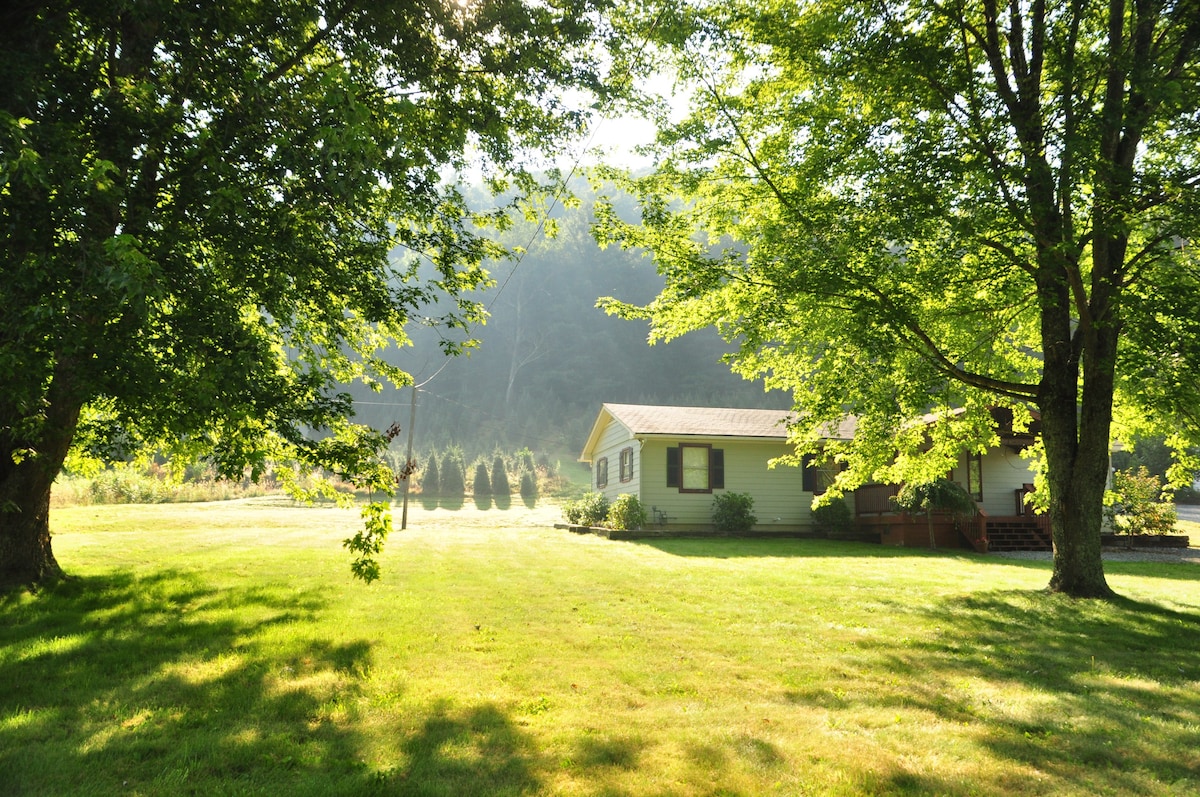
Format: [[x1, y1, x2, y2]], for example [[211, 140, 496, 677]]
[[0, 460, 65, 588], [0, 362, 83, 589], [1038, 294, 1118, 599]]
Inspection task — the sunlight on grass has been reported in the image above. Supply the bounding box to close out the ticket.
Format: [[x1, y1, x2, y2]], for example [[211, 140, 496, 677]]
[[0, 500, 1197, 795]]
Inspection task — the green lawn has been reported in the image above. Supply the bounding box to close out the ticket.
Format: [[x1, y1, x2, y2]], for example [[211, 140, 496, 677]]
[[3, 499, 1199, 796]]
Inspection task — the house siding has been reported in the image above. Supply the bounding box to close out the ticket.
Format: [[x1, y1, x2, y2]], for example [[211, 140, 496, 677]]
[[640, 437, 835, 532], [590, 418, 639, 503], [949, 447, 1037, 516]]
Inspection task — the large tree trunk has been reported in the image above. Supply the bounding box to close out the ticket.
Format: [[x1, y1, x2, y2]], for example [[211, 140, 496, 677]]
[[1038, 300, 1119, 598], [0, 365, 83, 589], [0, 461, 65, 588], [1036, 248, 1116, 599]]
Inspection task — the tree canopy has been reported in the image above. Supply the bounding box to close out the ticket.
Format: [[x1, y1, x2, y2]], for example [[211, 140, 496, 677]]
[[0, 0, 611, 586], [596, 0, 1200, 597]]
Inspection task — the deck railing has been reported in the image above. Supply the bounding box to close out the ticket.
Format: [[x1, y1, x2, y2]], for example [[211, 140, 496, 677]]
[[854, 483, 901, 515]]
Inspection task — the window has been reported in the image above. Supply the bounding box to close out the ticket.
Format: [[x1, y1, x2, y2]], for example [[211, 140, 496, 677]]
[[619, 447, 634, 482], [596, 457, 608, 489], [666, 444, 724, 493], [802, 455, 838, 495], [965, 452, 983, 501]]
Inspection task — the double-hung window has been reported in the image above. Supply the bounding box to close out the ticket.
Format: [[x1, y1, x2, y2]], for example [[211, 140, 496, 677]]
[[596, 457, 608, 489], [965, 452, 983, 502], [802, 455, 838, 495], [619, 447, 634, 482], [666, 444, 724, 493]]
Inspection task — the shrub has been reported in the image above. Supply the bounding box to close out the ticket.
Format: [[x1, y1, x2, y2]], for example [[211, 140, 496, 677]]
[[711, 491, 757, 532], [491, 455, 511, 496], [892, 478, 977, 549], [893, 478, 977, 516], [563, 492, 609, 527], [811, 499, 854, 535], [1106, 466, 1177, 535], [607, 494, 647, 530], [88, 467, 171, 504]]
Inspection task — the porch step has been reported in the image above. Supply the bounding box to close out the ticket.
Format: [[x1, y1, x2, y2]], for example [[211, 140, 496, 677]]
[[986, 519, 1051, 552]]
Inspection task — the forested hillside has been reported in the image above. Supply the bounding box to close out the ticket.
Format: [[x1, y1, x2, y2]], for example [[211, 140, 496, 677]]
[[348, 181, 790, 460]]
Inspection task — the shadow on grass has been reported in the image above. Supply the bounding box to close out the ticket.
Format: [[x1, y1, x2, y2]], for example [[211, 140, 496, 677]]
[[0, 571, 538, 797], [0, 571, 369, 795], [370, 700, 542, 795], [793, 590, 1200, 794], [418, 494, 466, 511], [634, 536, 966, 560]]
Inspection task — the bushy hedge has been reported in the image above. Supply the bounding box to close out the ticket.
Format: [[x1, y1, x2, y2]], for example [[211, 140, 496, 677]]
[[711, 491, 757, 532], [606, 494, 647, 530], [811, 499, 854, 535], [563, 492, 609, 526]]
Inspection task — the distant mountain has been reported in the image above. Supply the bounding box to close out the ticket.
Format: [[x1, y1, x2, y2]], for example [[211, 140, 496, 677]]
[[346, 179, 791, 459]]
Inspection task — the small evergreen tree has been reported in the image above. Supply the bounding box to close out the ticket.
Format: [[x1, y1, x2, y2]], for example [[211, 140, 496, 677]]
[[440, 451, 465, 499], [473, 462, 492, 496], [423, 452, 440, 495], [520, 471, 538, 500], [491, 455, 511, 496]]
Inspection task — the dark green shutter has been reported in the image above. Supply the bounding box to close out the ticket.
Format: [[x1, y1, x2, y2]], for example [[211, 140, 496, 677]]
[[711, 448, 724, 489], [666, 446, 680, 487], [802, 455, 816, 492]]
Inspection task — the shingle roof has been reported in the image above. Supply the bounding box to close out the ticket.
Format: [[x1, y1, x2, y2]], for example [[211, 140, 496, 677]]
[[602, 403, 797, 438], [580, 403, 859, 462]]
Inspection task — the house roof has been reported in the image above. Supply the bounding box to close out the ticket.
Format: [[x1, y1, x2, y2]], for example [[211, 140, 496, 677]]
[[579, 403, 857, 462]]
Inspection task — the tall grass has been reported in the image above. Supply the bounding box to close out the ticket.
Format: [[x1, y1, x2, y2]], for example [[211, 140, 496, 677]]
[[51, 464, 279, 508], [3, 500, 1198, 796]]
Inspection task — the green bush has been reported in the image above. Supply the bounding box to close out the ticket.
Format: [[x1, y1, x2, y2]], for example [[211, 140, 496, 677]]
[[607, 494, 647, 530], [563, 492, 609, 527], [893, 478, 977, 516], [1106, 466, 1177, 535], [811, 499, 854, 535], [711, 491, 757, 532]]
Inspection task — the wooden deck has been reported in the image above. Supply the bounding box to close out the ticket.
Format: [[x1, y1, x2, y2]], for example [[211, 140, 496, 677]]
[[853, 483, 1052, 552]]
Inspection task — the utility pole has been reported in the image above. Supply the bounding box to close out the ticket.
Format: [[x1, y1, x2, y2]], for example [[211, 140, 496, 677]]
[[400, 384, 418, 530]]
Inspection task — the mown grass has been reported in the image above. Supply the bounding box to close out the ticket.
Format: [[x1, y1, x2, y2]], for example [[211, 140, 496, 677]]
[[2, 499, 1199, 796]]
